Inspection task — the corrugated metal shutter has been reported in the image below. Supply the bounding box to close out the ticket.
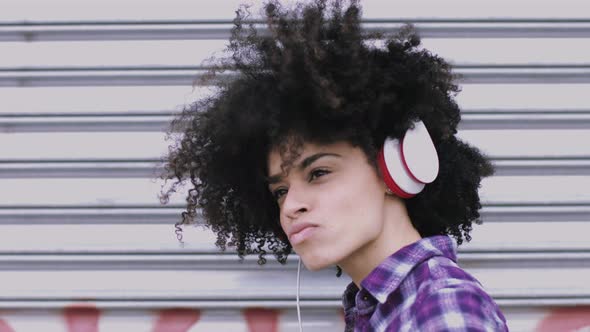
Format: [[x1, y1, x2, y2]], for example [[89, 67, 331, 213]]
[[1, 1, 589, 330]]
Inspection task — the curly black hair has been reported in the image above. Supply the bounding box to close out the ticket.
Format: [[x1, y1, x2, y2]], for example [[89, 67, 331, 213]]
[[160, 0, 494, 270]]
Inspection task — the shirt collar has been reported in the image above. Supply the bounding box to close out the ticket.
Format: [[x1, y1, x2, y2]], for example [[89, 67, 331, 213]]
[[342, 235, 458, 306], [342, 281, 360, 318]]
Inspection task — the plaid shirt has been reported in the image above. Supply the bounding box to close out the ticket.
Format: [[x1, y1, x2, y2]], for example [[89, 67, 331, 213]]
[[342, 235, 508, 331]]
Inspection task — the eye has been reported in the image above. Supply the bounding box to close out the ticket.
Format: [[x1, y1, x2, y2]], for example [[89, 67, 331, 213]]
[[272, 188, 288, 201], [309, 168, 330, 181]]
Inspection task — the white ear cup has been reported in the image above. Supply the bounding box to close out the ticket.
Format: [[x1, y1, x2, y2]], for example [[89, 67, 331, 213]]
[[401, 120, 439, 184], [378, 120, 439, 198]]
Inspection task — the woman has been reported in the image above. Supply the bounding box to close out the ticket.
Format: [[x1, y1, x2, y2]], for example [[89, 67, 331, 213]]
[[162, 0, 508, 330]]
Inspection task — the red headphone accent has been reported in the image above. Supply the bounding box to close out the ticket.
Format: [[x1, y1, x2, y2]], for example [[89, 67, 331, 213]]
[[377, 120, 439, 198]]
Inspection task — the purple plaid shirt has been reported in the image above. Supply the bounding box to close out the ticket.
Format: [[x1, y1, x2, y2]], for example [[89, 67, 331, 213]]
[[342, 235, 508, 331]]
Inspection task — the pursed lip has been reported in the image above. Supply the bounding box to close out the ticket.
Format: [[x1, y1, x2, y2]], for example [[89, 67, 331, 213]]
[[288, 222, 318, 240]]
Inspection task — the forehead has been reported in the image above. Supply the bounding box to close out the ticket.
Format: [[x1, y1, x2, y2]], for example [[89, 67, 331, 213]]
[[267, 140, 354, 175]]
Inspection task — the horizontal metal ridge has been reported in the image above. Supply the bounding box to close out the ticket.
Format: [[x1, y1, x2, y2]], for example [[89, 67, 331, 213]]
[[495, 297, 590, 307], [0, 115, 173, 132], [460, 112, 590, 129], [0, 161, 163, 178], [0, 161, 164, 178], [491, 159, 590, 176], [0, 207, 182, 224], [0, 298, 586, 310], [459, 66, 590, 84], [0, 251, 587, 268], [2, 20, 590, 41], [2, 158, 589, 178], [0, 204, 588, 225], [1, 66, 589, 87], [0, 298, 587, 309], [0, 253, 259, 270], [480, 203, 590, 222], [3, 111, 590, 132], [0, 299, 342, 309]]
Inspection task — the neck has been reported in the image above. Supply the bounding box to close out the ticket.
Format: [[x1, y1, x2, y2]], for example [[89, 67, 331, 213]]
[[338, 196, 421, 288]]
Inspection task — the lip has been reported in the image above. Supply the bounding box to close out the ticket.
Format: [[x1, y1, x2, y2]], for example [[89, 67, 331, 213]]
[[288, 222, 319, 245]]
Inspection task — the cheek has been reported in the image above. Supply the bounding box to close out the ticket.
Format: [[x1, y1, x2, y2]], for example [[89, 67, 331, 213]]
[[303, 190, 383, 270], [341, 168, 383, 206], [351, 182, 386, 231], [327, 178, 385, 230]]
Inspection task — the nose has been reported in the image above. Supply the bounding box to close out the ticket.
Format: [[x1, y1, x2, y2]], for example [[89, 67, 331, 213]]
[[281, 184, 309, 220]]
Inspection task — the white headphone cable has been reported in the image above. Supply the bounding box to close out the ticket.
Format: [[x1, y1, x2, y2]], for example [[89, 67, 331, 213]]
[[297, 255, 303, 332]]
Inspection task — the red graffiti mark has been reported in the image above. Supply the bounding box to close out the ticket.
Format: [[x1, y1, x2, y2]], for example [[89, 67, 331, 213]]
[[244, 308, 279, 332], [63, 304, 100, 332], [536, 306, 590, 332], [152, 308, 201, 332], [0, 319, 15, 332]]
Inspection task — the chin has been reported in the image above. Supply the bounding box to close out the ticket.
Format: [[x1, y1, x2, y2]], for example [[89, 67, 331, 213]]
[[303, 262, 324, 271], [300, 253, 336, 271]]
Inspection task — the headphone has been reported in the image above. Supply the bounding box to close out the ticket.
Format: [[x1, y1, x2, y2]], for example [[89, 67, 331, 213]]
[[377, 120, 439, 198]]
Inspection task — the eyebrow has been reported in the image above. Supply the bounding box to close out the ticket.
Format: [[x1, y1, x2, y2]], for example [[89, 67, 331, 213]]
[[266, 152, 342, 185]]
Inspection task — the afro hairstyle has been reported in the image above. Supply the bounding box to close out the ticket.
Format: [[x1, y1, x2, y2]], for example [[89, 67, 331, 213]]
[[161, 0, 494, 269]]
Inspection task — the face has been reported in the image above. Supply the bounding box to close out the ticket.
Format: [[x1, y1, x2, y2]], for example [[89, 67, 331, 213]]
[[267, 140, 388, 271]]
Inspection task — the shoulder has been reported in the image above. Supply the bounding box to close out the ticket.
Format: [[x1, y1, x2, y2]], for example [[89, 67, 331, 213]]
[[409, 258, 508, 331]]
